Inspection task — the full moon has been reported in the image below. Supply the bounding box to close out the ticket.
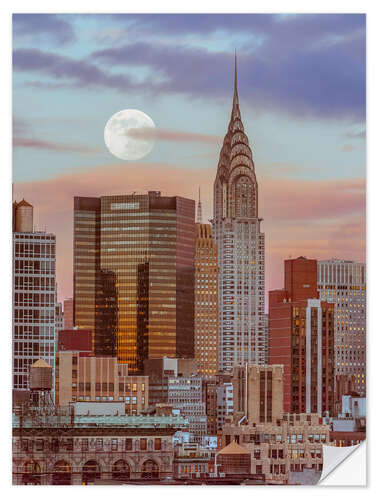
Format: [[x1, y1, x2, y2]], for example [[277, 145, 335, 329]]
[[104, 109, 156, 161]]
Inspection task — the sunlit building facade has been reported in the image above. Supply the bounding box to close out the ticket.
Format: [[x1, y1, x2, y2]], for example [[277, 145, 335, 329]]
[[74, 192, 195, 372], [73, 197, 102, 346], [318, 259, 366, 395], [194, 223, 219, 376], [212, 56, 266, 372]]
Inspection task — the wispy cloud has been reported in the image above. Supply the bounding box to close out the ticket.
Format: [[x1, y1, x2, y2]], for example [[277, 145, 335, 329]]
[[126, 127, 221, 145], [13, 137, 103, 154], [13, 14, 75, 45], [13, 163, 365, 302]]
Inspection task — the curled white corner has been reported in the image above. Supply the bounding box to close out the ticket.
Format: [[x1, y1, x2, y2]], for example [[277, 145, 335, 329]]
[[319, 441, 366, 485]]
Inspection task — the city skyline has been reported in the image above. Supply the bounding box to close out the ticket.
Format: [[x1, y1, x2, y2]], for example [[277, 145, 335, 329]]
[[12, 14, 365, 303], [11, 12, 367, 486]]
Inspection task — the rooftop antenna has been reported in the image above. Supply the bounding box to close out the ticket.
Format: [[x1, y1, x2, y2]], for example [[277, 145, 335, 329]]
[[197, 187, 202, 223]]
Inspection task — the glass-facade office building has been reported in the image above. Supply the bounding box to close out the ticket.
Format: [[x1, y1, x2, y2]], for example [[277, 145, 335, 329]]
[[13, 200, 56, 392], [74, 192, 195, 372]]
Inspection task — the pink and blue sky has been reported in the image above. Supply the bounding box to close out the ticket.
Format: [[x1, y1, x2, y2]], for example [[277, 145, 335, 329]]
[[12, 14, 366, 303]]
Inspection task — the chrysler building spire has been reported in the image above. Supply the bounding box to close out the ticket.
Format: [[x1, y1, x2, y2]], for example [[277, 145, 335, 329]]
[[232, 50, 241, 121]]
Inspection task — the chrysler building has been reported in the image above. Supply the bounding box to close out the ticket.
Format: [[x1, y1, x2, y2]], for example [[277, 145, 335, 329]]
[[212, 54, 266, 371]]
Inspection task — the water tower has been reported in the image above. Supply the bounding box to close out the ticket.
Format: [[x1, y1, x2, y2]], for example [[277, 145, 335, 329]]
[[29, 359, 53, 407], [14, 199, 33, 233]]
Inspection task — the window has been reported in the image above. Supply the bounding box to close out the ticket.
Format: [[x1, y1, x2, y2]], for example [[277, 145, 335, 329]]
[[51, 438, 59, 452], [154, 438, 161, 450], [81, 438, 89, 451], [96, 439, 103, 451], [36, 439, 44, 451], [140, 438, 147, 451], [125, 438, 132, 451], [111, 439, 118, 451]]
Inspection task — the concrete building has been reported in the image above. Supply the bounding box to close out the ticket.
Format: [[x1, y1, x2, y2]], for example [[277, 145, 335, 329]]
[[168, 376, 207, 443], [194, 223, 219, 377], [12, 407, 187, 485], [63, 298, 74, 329], [13, 199, 57, 392], [233, 364, 284, 424], [144, 357, 197, 407], [217, 382, 234, 430], [74, 192, 195, 371], [55, 351, 148, 414], [318, 259, 366, 395], [269, 257, 335, 416], [218, 413, 329, 484], [212, 55, 266, 372]]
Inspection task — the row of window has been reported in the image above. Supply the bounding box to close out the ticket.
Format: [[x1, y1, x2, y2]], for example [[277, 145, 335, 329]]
[[20, 437, 162, 453]]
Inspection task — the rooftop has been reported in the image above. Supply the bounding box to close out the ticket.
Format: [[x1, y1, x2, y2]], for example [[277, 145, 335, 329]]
[[217, 441, 250, 455]]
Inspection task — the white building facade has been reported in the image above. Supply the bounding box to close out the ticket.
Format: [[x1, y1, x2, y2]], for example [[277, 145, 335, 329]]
[[168, 376, 207, 444], [212, 56, 266, 371], [216, 382, 234, 430], [13, 201, 56, 392], [318, 259, 366, 395]]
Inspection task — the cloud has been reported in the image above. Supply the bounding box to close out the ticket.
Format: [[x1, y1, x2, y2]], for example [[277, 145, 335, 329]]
[[13, 163, 365, 303], [13, 14, 365, 122], [126, 127, 221, 145], [109, 13, 363, 38], [13, 137, 103, 154], [13, 48, 136, 92], [13, 14, 75, 45]]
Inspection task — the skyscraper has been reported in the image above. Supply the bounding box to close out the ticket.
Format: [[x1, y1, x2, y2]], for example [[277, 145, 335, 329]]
[[318, 259, 366, 396], [212, 55, 266, 371], [13, 199, 56, 392], [194, 223, 219, 376], [269, 257, 335, 416], [74, 191, 195, 372]]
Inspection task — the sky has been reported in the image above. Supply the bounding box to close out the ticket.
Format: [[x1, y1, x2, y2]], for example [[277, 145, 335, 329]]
[[12, 13, 366, 304]]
